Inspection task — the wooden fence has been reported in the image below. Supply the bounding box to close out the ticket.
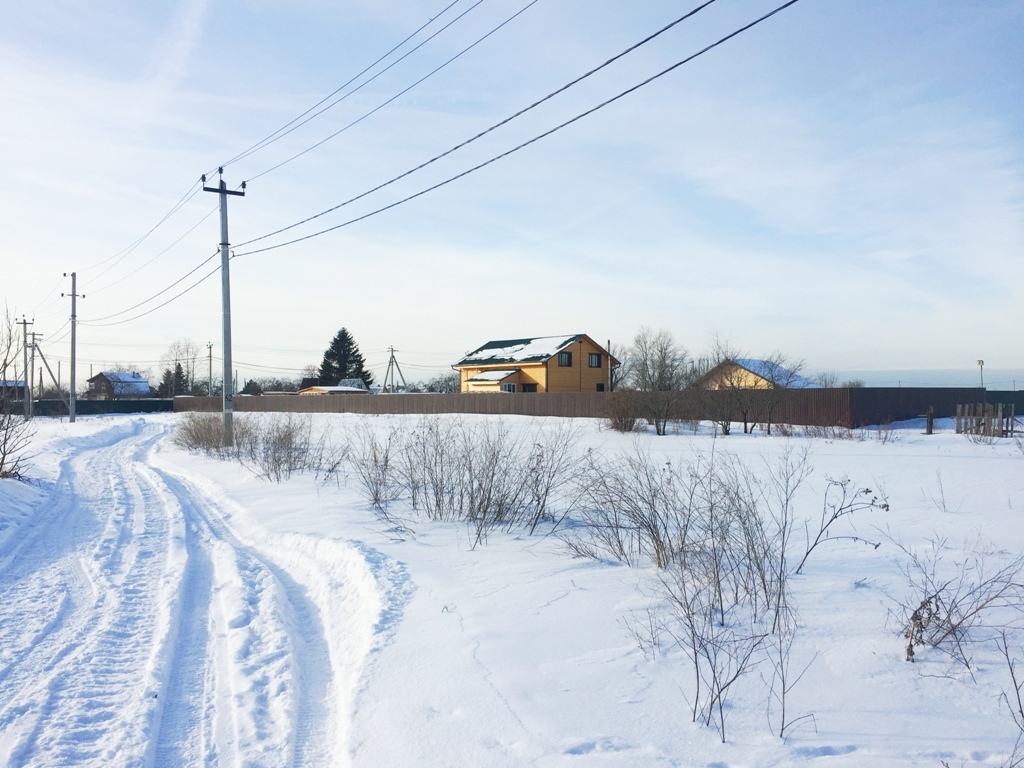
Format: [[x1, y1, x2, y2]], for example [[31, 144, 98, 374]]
[[172, 386, 989, 429], [955, 403, 1017, 438]]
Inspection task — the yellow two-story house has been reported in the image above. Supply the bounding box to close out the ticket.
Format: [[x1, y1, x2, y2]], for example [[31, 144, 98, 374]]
[[454, 334, 618, 393]]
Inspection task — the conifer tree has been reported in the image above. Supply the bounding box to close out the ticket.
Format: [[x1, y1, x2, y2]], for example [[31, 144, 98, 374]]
[[318, 328, 373, 387]]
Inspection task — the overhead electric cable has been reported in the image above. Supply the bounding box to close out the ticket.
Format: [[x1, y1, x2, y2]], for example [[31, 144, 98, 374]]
[[244, 0, 536, 184], [83, 251, 219, 324], [82, 181, 204, 275], [236, 0, 716, 248], [87, 203, 219, 296], [81, 262, 222, 328], [217, 0, 465, 171], [235, 0, 799, 258]]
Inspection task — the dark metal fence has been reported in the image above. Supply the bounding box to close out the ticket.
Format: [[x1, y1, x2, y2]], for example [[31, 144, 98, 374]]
[[171, 387, 992, 428]]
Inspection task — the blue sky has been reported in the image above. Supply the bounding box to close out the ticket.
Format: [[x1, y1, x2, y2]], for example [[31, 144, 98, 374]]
[[1, 0, 1021, 386]]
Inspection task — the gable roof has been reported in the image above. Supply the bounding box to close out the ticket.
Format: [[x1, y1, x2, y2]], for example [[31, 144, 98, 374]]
[[91, 371, 152, 396], [456, 334, 588, 367], [729, 358, 820, 389], [298, 385, 369, 394]]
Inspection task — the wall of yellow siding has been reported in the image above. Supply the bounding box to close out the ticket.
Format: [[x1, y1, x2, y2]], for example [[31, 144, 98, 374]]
[[456, 337, 614, 393], [703, 364, 772, 390], [460, 364, 547, 393], [543, 337, 611, 393]]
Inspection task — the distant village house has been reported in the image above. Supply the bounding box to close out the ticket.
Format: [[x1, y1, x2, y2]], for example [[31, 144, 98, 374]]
[[297, 378, 369, 395], [694, 358, 820, 390], [87, 371, 152, 400], [454, 334, 618, 393]]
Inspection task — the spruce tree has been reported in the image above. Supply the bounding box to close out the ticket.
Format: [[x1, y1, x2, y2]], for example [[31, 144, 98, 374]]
[[318, 328, 373, 387]]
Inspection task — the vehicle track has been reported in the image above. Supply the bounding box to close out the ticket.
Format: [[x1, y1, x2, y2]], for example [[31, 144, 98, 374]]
[[0, 419, 363, 767]]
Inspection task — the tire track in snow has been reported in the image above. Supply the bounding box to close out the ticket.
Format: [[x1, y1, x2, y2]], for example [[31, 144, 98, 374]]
[[0, 420, 181, 765], [0, 418, 400, 767], [151, 465, 338, 766]]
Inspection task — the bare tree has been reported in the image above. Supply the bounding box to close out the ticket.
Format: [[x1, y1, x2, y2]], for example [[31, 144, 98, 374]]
[[0, 307, 33, 478], [696, 336, 754, 435], [813, 370, 839, 388], [628, 327, 692, 436], [607, 340, 630, 392], [759, 352, 808, 436], [161, 339, 203, 394]]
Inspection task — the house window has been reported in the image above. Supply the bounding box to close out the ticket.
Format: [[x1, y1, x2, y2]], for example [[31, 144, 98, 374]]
[[502, 383, 517, 393], [522, 383, 537, 393], [596, 383, 605, 392], [588, 353, 602, 368], [558, 351, 572, 367]]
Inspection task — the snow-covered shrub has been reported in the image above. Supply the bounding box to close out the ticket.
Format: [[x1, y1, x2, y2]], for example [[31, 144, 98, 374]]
[[603, 392, 641, 433], [370, 417, 581, 542], [351, 420, 402, 512], [0, 405, 33, 478], [172, 412, 224, 455], [237, 414, 331, 483], [889, 536, 1024, 669]]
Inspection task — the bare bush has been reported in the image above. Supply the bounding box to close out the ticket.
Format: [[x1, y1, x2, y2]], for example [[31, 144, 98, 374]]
[[351, 420, 402, 511], [571, 446, 697, 568], [522, 422, 583, 534], [0, 404, 33, 479], [794, 477, 886, 575], [238, 414, 333, 483], [888, 535, 1024, 668], [0, 307, 32, 478], [661, 561, 767, 743], [603, 391, 641, 433], [173, 413, 225, 455], [997, 631, 1024, 767], [801, 424, 865, 441], [175, 413, 339, 483]]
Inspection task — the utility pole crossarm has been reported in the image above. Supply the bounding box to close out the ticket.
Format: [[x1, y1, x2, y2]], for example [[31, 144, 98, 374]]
[[203, 168, 245, 447]]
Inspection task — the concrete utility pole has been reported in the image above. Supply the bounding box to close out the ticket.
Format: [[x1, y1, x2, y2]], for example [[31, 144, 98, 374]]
[[18, 317, 31, 420], [203, 169, 245, 447], [63, 272, 82, 422], [207, 342, 213, 398], [382, 347, 407, 393], [30, 333, 40, 402]]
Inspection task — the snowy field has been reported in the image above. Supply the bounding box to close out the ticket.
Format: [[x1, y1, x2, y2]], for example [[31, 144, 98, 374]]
[[0, 411, 1022, 767]]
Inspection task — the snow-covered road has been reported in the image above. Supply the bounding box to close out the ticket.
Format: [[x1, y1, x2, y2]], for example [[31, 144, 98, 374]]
[[0, 420, 387, 767]]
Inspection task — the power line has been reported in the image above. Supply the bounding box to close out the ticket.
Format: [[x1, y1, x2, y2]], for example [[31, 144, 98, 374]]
[[244, 0, 537, 184], [235, 0, 800, 258], [216, 0, 465, 172], [80, 253, 221, 327], [234, 0, 718, 251], [81, 181, 204, 276], [29, 6, 467, 321], [85, 203, 219, 296]]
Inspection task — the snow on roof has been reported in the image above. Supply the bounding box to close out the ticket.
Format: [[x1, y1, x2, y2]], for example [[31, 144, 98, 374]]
[[733, 358, 820, 389], [97, 371, 152, 395], [336, 378, 369, 390], [299, 385, 369, 394], [466, 369, 520, 382], [457, 335, 585, 367], [1, 380, 26, 388]]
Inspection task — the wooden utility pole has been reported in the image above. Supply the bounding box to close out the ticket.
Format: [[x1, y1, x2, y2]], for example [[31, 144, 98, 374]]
[[203, 169, 245, 446]]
